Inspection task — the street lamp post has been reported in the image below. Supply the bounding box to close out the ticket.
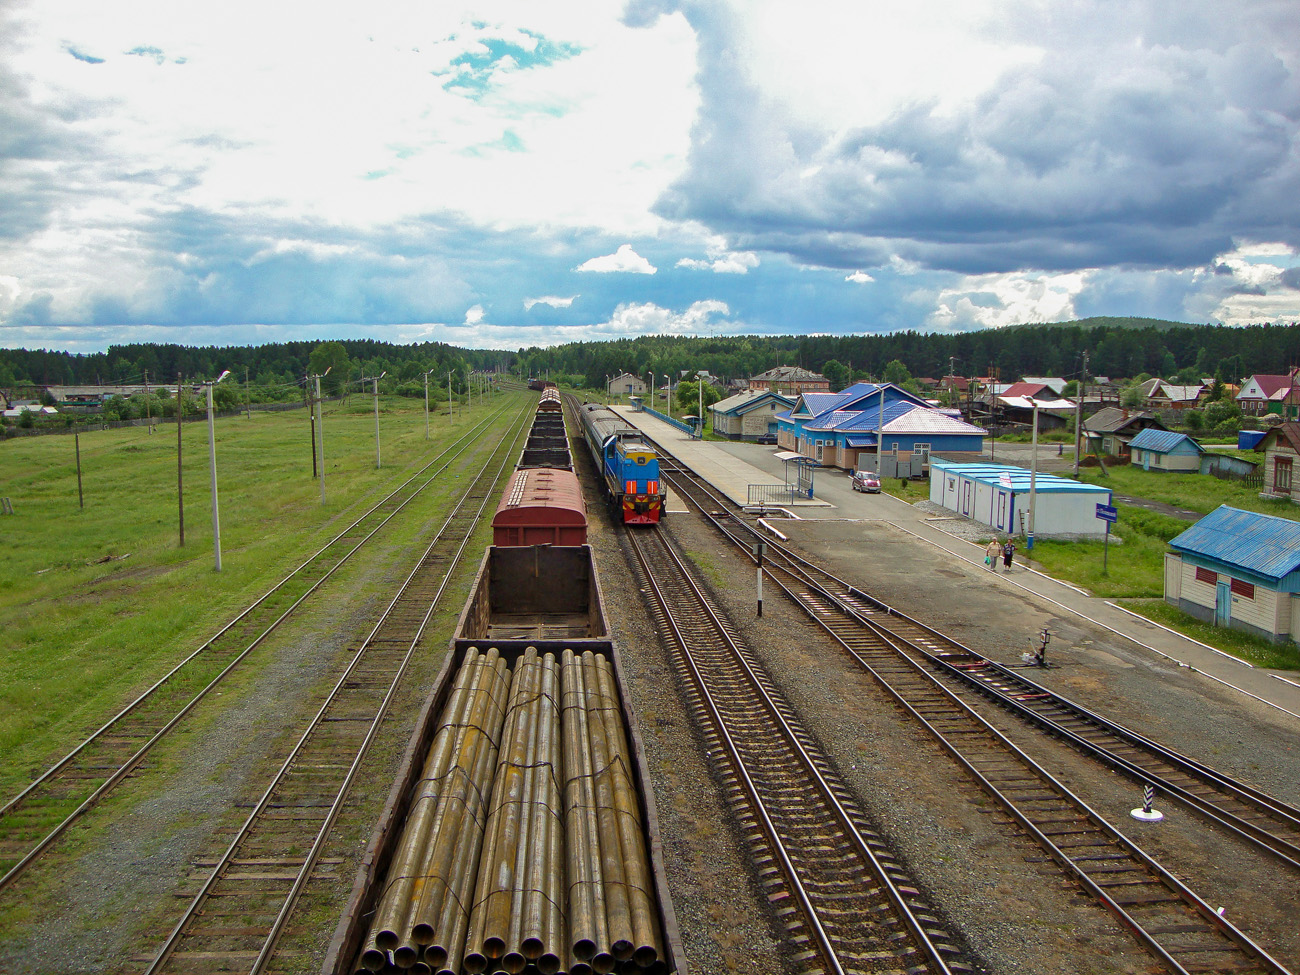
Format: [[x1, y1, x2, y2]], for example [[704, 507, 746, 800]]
[[424, 370, 433, 440], [372, 371, 386, 468], [312, 367, 331, 503], [1028, 396, 1040, 551], [206, 370, 232, 571], [664, 375, 671, 417]]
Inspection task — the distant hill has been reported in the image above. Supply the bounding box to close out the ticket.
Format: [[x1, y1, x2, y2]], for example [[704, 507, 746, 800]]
[[1003, 316, 1199, 333]]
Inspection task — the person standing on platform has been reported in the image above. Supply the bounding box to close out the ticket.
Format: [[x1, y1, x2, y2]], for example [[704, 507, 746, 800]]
[[1002, 538, 1017, 571], [985, 538, 1001, 571]]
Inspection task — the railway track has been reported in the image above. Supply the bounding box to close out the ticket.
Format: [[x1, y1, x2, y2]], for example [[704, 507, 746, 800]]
[[659, 461, 1296, 975], [662, 461, 1300, 872], [139, 400, 537, 975], [626, 525, 974, 975], [0, 402, 526, 895]]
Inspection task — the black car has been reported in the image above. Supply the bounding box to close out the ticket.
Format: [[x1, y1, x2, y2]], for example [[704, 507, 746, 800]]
[[754, 433, 778, 445]]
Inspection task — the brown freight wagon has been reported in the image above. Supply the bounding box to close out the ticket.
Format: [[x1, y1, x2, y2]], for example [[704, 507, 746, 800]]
[[324, 544, 685, 975], [491, 469, 587, 547]]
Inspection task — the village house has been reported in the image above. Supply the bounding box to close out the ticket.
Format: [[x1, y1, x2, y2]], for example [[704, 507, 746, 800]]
[[1256, 421, 1300, 504], [1237, 369, 1299, 418], [748, 366, 830, 395], [1127, 429, 1206, 472], [1165, 505, 1300, 644], [1082, 407, 1169, 457], [708, 389, 796, 441]]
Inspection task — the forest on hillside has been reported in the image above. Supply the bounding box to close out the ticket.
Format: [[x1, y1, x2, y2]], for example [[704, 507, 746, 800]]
[[2, 318, 1297, 398]]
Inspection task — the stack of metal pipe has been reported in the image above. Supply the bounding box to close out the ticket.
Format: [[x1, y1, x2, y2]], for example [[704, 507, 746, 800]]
[[463, 648, 567, 975], [359, 648, 511, 974], [561, 650, 664, 975]]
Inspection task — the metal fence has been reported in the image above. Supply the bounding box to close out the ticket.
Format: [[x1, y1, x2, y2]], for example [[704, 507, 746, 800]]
[[747, 483, 803, 505], [640, 406, 698, 437]]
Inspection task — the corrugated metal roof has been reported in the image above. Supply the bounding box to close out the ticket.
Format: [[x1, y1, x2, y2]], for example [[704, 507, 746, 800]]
[[884, 409, 984, 434], [1129, 428, 1204, 453], [929, 460, 1110, 494], [1169, 505, 1300, 581]]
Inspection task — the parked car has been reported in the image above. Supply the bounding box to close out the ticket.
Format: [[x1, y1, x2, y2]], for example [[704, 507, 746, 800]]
[[754, 433, 778, 445], [850, 470, 881, 493]]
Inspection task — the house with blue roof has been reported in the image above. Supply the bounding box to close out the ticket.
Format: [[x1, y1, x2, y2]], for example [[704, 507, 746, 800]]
[[776, 382, 984, 471], [1165, 505, 1300, 644], [1128, 429, 1206, 472], [929, 459, 1113, 538]]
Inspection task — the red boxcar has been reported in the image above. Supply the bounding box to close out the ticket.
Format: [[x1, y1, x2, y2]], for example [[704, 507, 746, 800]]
[[492, 467, 588, 546]]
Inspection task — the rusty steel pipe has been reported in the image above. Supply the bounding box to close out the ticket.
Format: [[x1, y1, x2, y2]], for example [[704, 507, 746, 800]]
[[562, 648, 607, 964], [420, 659, 508, 973], [411, 653, 509, 946], [483, 649, 540, 963], [538, 662, 568, 975], [582, 651, 633, 969], [362, 649, 495, 966], [595, 656, 663, 969], [519, 654, 562, 965], [401, 653, 508, 963], [465, 649, 537, 971]]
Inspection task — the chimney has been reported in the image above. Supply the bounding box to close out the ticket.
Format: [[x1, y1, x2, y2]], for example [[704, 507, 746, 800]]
[[1122, 408, 1129, 420]]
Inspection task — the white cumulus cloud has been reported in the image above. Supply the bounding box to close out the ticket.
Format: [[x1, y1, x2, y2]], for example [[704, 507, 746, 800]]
[[845, 270, 874, 283], [523, 294, 579, 311], [575, 244, 657, 274]]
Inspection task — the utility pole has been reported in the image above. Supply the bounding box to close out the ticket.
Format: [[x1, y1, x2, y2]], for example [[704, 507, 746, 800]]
[[144, 370, 152, 432], [75, 421, 84, 509], [1075, 351, 1088, 477], [316, 370, 328, 502], [373, 372, 386, 468], [177, 372, 185, 547], [245, 367, 251, 419], [307, 372, 317, 478]]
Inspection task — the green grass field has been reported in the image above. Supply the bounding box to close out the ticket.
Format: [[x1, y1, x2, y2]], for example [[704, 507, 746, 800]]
[[0, 390, 529, 793], [1075, 463, 1298, 520]]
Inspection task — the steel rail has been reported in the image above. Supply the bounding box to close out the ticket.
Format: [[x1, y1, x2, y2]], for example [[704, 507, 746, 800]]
[[661, 465, 1294, 975], [143, 400, 536, 975], [665, 460, 1300, 871], [626, 526, 961, 975], [775, 564, 1293, 975], [0, 401, 520, 893]]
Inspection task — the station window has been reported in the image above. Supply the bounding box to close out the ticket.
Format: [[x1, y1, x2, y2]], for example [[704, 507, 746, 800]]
[[1230, 579, 1255, 600], [1195, 567, 1217, 585]]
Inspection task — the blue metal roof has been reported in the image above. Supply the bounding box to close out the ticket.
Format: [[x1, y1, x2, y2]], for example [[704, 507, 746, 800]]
[[1129, 428, 1204, 454], [1169, 505, 1300, 581], [844, 434, 878, 447], [929, 459, 1110, 494]]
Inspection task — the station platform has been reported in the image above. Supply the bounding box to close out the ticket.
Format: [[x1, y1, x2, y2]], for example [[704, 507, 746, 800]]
[[608, 406, 831, 512]]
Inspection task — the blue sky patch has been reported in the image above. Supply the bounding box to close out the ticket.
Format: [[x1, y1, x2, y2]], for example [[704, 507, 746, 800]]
[[443, 30, 581, 98], [66, 46, 104, 64]]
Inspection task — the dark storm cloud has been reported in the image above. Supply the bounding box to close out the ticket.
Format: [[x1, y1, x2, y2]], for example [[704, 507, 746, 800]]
[[638, 0, 1300, 276], [1280, 267, 1300, 290]]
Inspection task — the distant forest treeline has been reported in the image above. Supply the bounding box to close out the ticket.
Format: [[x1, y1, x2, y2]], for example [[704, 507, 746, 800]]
[[2, 318, 1297, 395]]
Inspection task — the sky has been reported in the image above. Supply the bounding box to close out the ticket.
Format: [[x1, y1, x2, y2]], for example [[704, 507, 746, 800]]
[[1, 0, 1298, 355]]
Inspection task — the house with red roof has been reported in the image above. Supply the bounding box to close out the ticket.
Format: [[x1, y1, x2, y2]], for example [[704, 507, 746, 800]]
[[1237, 369, 1299, 417]]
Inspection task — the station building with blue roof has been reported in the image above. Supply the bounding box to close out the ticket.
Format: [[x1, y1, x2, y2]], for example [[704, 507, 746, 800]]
[[775, 382, 984, 471], [1165, 505, 1300, 644], [1128, 428, 1206, 473], [929, 459, 1113, 538]]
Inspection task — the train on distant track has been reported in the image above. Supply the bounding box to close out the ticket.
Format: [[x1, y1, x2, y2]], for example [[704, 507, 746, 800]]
[[576, 403, 667, 525], [326, 393, 682, 975]]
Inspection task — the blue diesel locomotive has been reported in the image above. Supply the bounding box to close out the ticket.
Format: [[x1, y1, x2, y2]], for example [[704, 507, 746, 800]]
[[577, 403, 666, 524]]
